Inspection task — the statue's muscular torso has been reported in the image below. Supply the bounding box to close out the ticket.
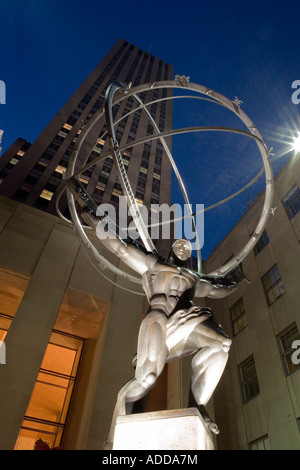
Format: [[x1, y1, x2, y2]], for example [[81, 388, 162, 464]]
[[142, 259, 198, 317]]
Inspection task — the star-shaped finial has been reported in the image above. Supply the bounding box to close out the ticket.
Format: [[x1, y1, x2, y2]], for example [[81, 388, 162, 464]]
[[175, 75, 190, 87], [232, 96, 243, 107], [270, 207, 277, 216], [268, 146, 275, 157]]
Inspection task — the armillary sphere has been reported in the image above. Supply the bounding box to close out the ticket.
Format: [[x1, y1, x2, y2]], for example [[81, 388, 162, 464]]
[[56, 78, 274, 294]]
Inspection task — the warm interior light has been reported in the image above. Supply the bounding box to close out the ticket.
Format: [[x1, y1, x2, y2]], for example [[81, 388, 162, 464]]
[[292, 135, 300, 152]]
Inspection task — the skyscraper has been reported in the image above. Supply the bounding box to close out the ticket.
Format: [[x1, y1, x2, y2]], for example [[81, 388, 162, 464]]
[[0, 39, 173, 219], [0, 40, 176, 450], [2, 39, 299, 450]]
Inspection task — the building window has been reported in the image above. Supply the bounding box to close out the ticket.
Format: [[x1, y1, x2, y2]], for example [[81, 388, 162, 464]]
[[249, 435, 270, 450], [282, 184, 300, 219], [254, 229, 269, 255], [230, 297, 247, 335], [277, 322, 300, 375], [14, 330, 84, 450], [40, 189, 54, 201], [239, 355, 260, 402], [262, 264, 285, 305]]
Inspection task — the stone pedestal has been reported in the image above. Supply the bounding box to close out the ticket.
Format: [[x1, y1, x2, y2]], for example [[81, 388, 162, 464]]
[[113, 407, 214, 450]]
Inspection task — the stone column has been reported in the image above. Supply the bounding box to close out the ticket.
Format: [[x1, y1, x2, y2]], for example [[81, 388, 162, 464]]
[[0, 223, 79, 449]]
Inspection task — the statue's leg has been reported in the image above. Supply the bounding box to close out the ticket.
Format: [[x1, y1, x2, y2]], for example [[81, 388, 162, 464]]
[[189, 323, 231, 401], [135, 310, 169, 388], [187, 324, 232, 434], [104, 377, 151, 449], [166, 313, 231, 435], [191, 347, 230, 404], [105, 311, 168, 449]]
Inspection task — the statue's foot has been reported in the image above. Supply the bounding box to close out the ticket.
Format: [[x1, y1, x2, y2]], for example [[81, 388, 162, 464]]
[[141, 372, 156, 387], [203, 417, 220, 435], [198, 405, 220, 435]]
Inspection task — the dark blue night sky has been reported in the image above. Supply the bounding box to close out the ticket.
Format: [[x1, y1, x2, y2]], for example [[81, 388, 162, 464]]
[[1, 0, 299, 260]]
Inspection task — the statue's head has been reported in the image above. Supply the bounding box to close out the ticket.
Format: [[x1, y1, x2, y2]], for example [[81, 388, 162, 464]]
[[167, 239, 192, 267]]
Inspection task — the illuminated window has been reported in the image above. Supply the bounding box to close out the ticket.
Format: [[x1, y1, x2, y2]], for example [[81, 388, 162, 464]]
[[96, 182, 105, 191], [112, 188, 122, 197], [135, 197, 143, 206], [17, 150, 25, 156], [40, 189, 54, 201], [58, 130, 68, 139], [55, 165, 67, 174], [92, 145, 102, 154], [14, 330, 84, 450], [79, 176, 89, 184], [0, 313, 12, 341], [63, 123, 73, 131]]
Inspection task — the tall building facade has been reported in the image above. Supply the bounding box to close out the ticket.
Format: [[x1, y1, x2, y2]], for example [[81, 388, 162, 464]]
[[203, 156, 300, 450], [0, 39, 173, 219], [0, 40, 179, 450]]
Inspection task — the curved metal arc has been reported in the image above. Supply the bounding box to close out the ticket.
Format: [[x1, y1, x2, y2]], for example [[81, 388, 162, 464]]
[[74, 124, 266, 180], [130, 91, 202, 273], [80, 240, 145, 296], [105, 82, 156, 254], [58, 87, 143, 286], [208, 163, 273, 275], [70, 94, 214, 179], [60, 80, 274, 285], [70, 86, 260, 183], [64, 123, 270, 277], [111, 81, 273, 276], [70, 80, 266, 183], [124, 165, 265, 232], [57, 157, 266, 236]]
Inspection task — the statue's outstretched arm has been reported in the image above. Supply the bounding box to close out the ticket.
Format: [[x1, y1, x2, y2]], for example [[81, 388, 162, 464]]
[[204, 281, 237, 299], [82, 212, 149, 275], [194, 263, 248, 299], [194, 277, 237, 299]]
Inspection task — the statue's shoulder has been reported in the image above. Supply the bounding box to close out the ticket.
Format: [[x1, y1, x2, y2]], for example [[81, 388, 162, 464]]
[[145, 253, 160, 270]]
